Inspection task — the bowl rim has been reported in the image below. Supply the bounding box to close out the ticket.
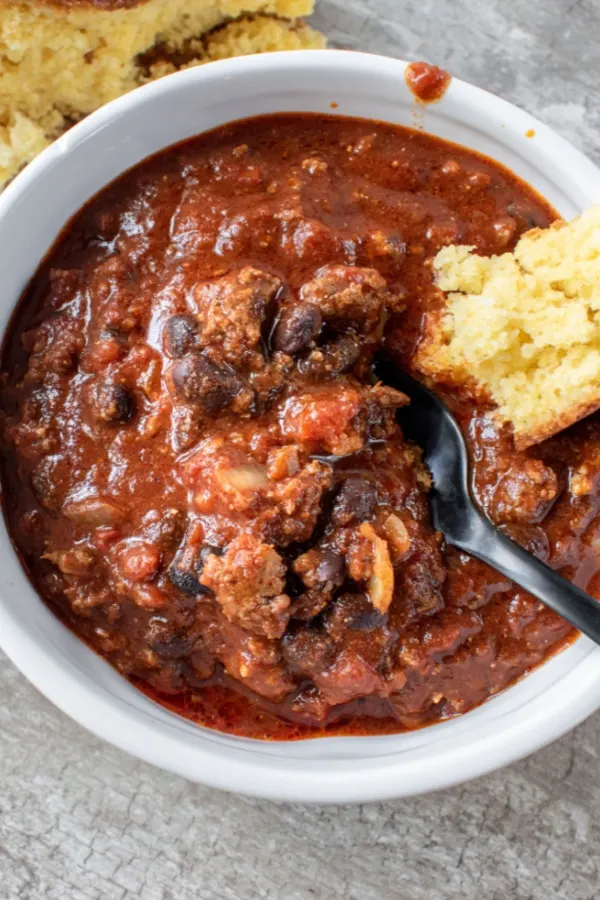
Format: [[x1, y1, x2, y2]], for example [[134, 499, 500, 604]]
[[2, 48, 600, 804]]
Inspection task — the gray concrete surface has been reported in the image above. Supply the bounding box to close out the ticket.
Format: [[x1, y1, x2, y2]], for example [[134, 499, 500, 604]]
[[2, 1, 600, 898]]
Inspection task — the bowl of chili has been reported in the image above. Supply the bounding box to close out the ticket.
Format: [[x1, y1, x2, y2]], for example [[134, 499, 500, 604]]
[[1, 50, 600, 803]]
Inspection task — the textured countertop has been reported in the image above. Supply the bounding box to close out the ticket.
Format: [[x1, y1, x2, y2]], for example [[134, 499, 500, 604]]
[[3, 2, 600, 898]]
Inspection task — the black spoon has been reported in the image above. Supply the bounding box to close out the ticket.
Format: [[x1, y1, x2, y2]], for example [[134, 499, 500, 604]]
[[376, 358, 600, 646]]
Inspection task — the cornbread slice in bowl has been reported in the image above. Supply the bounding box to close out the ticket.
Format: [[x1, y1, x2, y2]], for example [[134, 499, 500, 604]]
[[0, 0, 324, 187], [416, 206, 600, 449]]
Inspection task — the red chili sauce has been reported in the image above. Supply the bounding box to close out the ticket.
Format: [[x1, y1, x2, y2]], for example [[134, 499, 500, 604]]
[[1, 113, 589, 741], [405, 61, 452, 103]]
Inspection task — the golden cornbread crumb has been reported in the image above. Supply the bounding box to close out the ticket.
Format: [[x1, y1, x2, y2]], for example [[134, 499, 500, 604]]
[[0, 0, 323, 187], [416, 206, 600, 449]]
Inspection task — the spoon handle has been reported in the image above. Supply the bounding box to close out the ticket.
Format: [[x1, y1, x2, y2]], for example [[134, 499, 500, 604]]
[[454, 510, 600, 644]]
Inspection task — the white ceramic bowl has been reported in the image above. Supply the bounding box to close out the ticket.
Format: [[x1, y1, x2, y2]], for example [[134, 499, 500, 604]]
[[2, 50, 600, 804]]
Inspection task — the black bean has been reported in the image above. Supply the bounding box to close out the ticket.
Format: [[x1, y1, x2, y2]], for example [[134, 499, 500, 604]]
[[91, 382, 134, 424], [170, 353, 241, 413], [272, 303, 322, 355], [142, 508, 187, 555], [168, 544, 220, 596], [168, 565, 210, 597], [330, 336, 361, 372], [315, 550, 345, 590], [331, 475, 378, 526], [163, 315, 199, 358], [300, 336, 361, 378]]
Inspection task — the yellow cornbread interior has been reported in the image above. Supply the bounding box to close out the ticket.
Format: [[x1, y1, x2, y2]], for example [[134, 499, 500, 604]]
[[0, 0, 323, 187], [418, 205, 600, 448]]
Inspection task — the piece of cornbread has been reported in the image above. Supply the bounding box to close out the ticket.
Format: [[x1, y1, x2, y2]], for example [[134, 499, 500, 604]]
[[416, 206, 600, 448], [0, 0, 324, 188]]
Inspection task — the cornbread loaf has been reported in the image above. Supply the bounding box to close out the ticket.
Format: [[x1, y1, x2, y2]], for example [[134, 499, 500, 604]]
[[0, 0, 324, 188], [416, 205, 600, 449]]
